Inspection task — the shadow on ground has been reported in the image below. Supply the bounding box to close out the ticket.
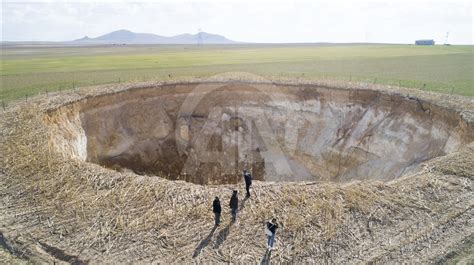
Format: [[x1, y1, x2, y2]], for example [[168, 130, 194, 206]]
[[192, 225, 218, 258], [260, 249, 272, 265]]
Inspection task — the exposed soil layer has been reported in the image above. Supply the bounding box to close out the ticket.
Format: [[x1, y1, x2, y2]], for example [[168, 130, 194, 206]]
[[48, 82, 472, 184]]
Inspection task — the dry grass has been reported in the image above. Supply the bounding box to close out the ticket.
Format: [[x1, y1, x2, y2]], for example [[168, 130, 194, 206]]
[[0, 78, 473, 263]]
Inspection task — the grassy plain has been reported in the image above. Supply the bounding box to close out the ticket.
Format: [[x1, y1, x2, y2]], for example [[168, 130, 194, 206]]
[[1, 44, 473, 101]]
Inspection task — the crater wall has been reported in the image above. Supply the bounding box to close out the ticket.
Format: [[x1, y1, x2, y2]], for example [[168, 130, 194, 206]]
[[46, 82, 473, 184]]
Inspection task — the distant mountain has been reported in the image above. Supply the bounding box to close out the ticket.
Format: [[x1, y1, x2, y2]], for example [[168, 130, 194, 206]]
[[73, 29, 236, 44]]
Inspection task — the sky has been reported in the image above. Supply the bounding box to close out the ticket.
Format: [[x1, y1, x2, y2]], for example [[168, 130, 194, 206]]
[[1, 0, 473, 44]]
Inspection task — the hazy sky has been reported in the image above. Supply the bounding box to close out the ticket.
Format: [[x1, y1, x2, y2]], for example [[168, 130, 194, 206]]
[[1, 0, 473, 44]]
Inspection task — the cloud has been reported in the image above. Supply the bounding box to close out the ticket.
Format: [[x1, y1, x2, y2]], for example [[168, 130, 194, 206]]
[[1, 1, 472, 44]]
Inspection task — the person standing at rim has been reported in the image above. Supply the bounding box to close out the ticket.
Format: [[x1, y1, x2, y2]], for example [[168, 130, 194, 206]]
[[229, 190, 239, 222], [212, 196, 221, 226], [243, 169, 252, 197], [266, 218, 279, 250]]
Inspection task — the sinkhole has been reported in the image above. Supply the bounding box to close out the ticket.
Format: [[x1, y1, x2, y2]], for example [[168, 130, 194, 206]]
[[46, 82, 473, 185]]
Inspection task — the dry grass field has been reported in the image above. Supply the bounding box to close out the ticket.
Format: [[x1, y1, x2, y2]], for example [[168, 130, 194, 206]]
[[1, 78, 473, 263]]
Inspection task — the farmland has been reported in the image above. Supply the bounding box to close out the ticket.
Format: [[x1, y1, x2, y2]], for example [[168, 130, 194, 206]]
[[1, 44, 473, 102], [1, 43, 474, 263]]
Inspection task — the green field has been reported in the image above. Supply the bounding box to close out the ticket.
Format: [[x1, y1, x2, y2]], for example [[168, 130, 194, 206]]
[[1, 44, 473, 102]]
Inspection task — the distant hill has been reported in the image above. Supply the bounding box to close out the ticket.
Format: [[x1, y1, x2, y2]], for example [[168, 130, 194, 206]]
[[73, 29, 236, 44]]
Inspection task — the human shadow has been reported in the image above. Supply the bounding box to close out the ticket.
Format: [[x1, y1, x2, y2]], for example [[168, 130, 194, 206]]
[[192, 225, 218, 258], [260, 249, 272, 265], [213, 196, 250, 249], [239, 196, 249, 211], [213, 220, 233, 249]]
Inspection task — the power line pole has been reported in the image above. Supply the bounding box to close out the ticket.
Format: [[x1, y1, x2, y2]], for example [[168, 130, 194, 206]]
[[444, 32, 449, 45]]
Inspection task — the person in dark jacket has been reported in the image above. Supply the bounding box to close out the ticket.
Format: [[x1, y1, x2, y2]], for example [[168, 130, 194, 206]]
[[243, 170, 252, 197], [229, 190, 238, 222], [212, 197, 222, 226], [266, 218, 279, 250]]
